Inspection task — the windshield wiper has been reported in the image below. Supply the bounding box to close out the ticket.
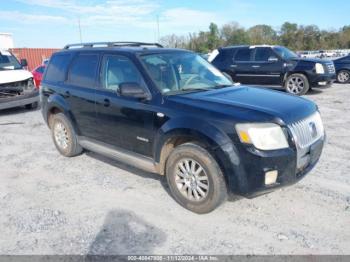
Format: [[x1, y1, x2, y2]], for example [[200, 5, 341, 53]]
[[213, 84, 233, 89], [180, 87, 212, 92]]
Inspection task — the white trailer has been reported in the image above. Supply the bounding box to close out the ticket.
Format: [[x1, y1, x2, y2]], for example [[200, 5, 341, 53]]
[[0, 33, 14, 49]]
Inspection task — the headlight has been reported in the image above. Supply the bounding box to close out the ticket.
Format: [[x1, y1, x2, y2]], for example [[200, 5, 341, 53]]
[[235, 123, 289, 150], [315, 63, 325, 74]]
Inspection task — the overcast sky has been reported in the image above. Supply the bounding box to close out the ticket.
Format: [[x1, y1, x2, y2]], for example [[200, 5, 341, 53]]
[[1, 0, 349, 48]]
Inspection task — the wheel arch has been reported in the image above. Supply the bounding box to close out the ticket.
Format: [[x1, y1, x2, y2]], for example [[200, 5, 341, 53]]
[[153, 118, 243, 192], [46, 94, 80, 134]]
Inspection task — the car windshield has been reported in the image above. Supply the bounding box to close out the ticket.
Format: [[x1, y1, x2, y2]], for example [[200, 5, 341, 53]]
[[273, 46, 298, 60], [0, 51, 22, 70], [140, 52, 232, 94]]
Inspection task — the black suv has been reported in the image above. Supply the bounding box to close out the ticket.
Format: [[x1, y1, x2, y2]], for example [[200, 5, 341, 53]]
[[41, 42, 325, 213], [210, 45, 336, 95]]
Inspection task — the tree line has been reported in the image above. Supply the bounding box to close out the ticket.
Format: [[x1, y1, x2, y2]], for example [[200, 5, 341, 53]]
[[160, 22, 350, 53]]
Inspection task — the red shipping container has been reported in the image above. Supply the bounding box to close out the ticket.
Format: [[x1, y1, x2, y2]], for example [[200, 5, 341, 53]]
[[10, 48, 60, 71]]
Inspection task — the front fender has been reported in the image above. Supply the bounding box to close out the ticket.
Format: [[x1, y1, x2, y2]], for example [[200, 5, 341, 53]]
[[153, 117, 248, 192], [154, 117, 231, 161]]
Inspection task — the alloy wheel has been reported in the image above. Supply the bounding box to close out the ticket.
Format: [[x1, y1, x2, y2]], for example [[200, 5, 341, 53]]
[[175, 158, 209, 201], [54, 122, 69, 150], [338, 71, 350, 83], [286, 76, 305, 94]]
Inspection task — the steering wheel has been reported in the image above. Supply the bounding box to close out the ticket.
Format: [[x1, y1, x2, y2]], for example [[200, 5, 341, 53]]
[[184, 75, 201, 87]]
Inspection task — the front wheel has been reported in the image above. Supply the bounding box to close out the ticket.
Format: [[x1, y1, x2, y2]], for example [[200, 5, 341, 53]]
[[284, 74, 309, 95], [337, 70, 350, 83], [166, 143, 227, 214]]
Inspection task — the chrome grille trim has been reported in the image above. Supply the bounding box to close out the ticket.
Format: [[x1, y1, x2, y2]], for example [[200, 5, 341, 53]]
[[325, 62, 335, 74], [288, 112, 324, 149]]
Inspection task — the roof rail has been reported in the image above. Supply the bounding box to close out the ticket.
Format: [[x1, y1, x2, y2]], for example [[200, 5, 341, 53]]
[[63, 42, 163, 49]]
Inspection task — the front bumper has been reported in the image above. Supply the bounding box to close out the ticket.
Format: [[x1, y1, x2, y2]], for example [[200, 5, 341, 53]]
[[0, 90, 39, 110], [310, 73, 336, 88], [221, 136, 325, 197]]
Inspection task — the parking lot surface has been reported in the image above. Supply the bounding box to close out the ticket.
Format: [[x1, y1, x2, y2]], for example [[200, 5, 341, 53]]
[[0, 84, 349, 255]]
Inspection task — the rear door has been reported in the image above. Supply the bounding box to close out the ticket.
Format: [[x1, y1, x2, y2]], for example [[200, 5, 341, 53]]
[[251, 47, 284, 85], [231, 47, 255, 84], [64, 52, 100, 139]]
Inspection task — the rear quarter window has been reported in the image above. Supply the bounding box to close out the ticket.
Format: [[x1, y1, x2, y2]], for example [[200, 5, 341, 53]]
[[44, 53, 71, 82], [212, 48, 236, 65]]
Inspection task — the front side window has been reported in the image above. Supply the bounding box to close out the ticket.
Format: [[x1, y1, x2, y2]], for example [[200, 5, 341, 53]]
[[140, 52, 232, 95], [254, 48, 277, 62], [101, 55, 144, 91], [273, 46, 298, 60], [0, 51, 22, 70], [68, 54, 99, 87]]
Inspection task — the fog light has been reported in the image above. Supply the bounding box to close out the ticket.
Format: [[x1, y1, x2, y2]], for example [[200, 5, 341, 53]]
[[265, 170, 278, 185], [318, 81, 327, 86]]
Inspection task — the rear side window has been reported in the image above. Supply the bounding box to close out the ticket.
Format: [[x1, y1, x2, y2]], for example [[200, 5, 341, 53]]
[[234, 48, 253, 62], [68, 54, 99, 87], [45, 54, 71, 82], [36, 66, 45, 74]]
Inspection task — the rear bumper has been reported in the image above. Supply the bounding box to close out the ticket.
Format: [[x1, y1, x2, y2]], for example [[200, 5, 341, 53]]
[[219, 137, 325, 197], [0, 90, 39, 110]]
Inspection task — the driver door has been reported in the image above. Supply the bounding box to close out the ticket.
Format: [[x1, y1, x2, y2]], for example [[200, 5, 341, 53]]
[[94, 54, 156, 157], [251, 47, 284, 85]]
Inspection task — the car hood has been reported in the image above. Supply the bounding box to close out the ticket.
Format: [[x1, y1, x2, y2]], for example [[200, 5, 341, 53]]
[[0, 69, 33, 85], [167, 86, 317, 125], [292, 57, 330, 64]]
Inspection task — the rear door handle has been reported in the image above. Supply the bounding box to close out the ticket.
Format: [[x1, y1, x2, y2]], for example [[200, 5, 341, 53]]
[[103, 98, 110, 107], [230, 64, 237, 68], [252, 65, 260, 68]]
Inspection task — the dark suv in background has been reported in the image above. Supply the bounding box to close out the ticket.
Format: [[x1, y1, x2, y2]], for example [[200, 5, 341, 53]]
[[333, 55, 350, 83], [210, 45, 336, 95], [41, 42, 325, 213]]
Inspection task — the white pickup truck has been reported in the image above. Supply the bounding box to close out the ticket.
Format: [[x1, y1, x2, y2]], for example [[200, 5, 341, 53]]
[[0, 49, 39, 110]]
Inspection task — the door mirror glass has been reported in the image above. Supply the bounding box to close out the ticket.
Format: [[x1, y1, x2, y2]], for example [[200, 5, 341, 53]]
[[268, 56, 279, 62], [119, 82, 150, 100], [20, 58, 28, 67]]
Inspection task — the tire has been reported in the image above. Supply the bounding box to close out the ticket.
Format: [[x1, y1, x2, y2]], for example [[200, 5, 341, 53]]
[[284, 73, 310, 95], [25, 102, 38, 110], [165, 143, 227, 214], [337, 70, 350, 83], [51, 113, 83, 157]]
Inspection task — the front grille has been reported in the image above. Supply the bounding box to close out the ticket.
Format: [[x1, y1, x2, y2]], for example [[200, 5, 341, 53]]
[[325, 62, 335, 74], [288, 112, 324, 149]]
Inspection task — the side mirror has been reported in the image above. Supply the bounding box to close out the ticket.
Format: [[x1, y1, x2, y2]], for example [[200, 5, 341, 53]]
[[268, 56, 278, 62], [119, 82, 150, 100], [20, 59, 28, 67]]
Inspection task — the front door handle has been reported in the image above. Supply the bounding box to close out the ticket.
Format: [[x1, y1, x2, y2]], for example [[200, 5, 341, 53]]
[[252, 65, 260, 68], [103, 98, 110, 107]]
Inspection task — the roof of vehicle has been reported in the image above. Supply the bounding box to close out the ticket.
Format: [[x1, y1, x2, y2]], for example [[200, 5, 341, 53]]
[[55, 42, 192, 55], [220, 44, 280, 50]]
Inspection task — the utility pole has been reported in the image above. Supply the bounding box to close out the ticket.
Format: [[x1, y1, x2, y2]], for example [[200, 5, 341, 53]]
[[78, 17, 82, 43], [157, 15, 160, 42]]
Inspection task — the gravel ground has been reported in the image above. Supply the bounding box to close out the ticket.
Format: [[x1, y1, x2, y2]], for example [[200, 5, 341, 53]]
[[0, 84, 349, 255]]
